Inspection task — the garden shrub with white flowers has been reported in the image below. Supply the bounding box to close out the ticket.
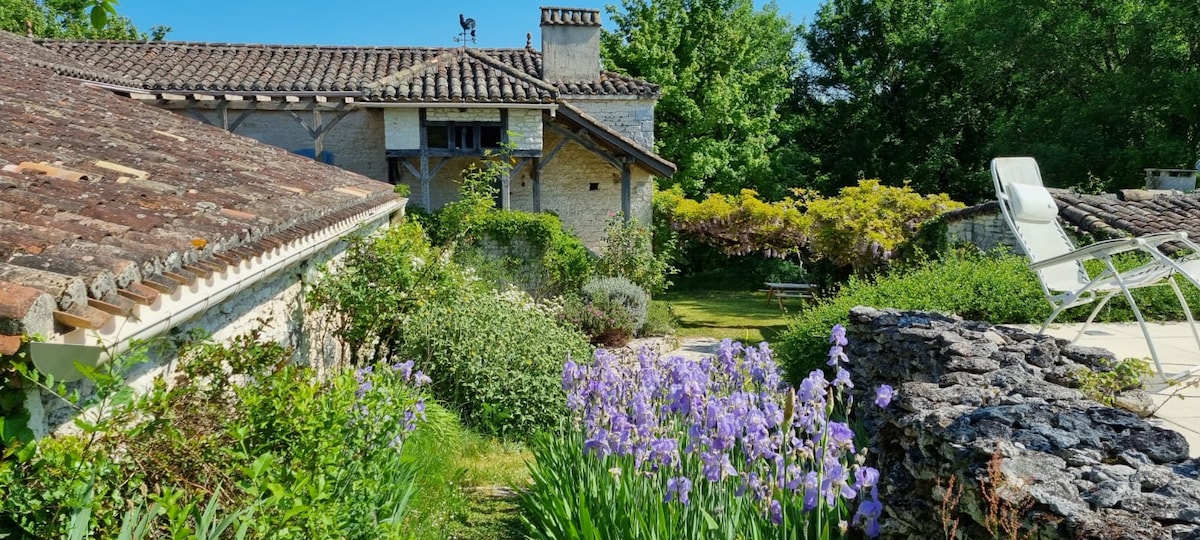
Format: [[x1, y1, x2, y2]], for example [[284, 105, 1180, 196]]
[[521, 326, 894, 539]]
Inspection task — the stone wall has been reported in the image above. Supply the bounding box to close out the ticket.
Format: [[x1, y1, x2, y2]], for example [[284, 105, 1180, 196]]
[[567, 98, 656, 151], [537, 129, 654, 249], [941, 202, 1020, 252], [23, 211, 396, 438], [192, 108, 388, 181], [846, 306, 1200, 540]]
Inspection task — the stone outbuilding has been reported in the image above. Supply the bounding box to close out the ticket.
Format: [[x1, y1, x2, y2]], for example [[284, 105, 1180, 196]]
[[941, 189, 1200, 253], [36, 6, 675, 249]]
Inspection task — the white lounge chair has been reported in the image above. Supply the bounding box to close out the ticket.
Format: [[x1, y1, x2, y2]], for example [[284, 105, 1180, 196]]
[[992, 156, 1200, 382]]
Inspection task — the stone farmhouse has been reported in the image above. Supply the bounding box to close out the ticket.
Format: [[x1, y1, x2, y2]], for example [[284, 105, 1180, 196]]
[[0, 30, 402, 435], [35, 6, 676, 249]]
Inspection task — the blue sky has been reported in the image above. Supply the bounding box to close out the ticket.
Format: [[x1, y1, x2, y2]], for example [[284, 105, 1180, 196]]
[[118, 1, 824, 48]]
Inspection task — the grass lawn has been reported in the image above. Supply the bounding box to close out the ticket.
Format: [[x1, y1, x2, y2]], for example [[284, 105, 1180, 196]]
[[654, 289, 803, 343]]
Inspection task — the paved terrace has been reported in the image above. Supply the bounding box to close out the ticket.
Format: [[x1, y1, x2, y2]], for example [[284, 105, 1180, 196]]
[[1029, 322, 1200, 457]]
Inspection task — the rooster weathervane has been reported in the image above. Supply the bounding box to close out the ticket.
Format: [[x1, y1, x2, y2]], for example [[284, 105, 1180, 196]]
[[456, 13, 477, 45]]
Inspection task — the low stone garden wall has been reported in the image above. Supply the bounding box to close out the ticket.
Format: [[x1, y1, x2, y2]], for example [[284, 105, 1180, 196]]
[[845, 306, 1200, 539]]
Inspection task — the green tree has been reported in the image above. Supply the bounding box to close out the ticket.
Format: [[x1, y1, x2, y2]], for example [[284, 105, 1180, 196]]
[[0, 0, 169, 40], [943, 0, 1200, 192], [788, 0, 992, 202], [788, 0, 1200, 202], [602, 0, 798, 198]]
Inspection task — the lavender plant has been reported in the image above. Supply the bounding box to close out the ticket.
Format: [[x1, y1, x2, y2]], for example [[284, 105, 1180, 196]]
[[522, 326, 892, 539]]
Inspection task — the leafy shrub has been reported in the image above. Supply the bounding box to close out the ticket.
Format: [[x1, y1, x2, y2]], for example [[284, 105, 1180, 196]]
[[559, 293, 637, 347], [582, 276, 650, 331], [804, 180, 963, 273], [597, 214, 674, 294], [641, 302, 678, 337], [307, 220, 468, 363], [658, 181, 963, 276], [1073, 358, 1153, 406], [522, 336, 890, 538], [463, 210, 595, 297], [398, 290, 593, 438], [776, 248, 1200, 383], [0, 332, 431, 539], [775, 250, 1049, 382]]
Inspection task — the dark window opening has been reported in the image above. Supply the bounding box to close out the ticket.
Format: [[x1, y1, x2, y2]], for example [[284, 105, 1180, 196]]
[[480, 125, 503, 148], [427, 125, 450, 149], [424, 121, 505, 151], [589, 183, 599, 191]]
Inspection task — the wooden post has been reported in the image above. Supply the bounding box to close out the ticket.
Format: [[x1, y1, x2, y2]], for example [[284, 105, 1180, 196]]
[[501, 170, 512, 210], [621, 158, 632, 222], [312, 109, 324, 161], [532, 157, 542, 212], [419, 108, 431, 210]]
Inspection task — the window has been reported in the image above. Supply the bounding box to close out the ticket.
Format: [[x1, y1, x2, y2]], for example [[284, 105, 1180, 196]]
[[425, 121, 504, 151]]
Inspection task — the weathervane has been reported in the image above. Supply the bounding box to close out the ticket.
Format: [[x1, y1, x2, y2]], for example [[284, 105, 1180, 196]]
[[456, 13, 477, 45]]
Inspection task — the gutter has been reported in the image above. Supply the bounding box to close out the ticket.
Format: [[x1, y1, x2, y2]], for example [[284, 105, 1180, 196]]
[[54, 198, 405, 360], [355, 102, 559, 113]]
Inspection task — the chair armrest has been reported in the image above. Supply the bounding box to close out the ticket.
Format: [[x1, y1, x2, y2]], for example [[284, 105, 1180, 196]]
[[1030, 238, 1142, 270], [1135, 231, 1189, 247]]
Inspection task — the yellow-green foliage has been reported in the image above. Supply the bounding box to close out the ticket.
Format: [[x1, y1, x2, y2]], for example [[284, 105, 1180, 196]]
[[658, 180, 963, 272], [662, 186, 809, 258], [805, 180, 964, 272]]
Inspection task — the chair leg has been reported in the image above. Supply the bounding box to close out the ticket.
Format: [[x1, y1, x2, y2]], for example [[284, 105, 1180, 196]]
[[1073, 292, 1117, 344], [1164, 275, 1200, 383], [1108, 261, 1166, 379]]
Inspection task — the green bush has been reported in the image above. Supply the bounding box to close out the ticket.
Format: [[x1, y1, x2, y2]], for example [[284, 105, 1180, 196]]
[[582, 276, 650, 331], [398, 291, 592, 438], [776, 248, 1200, 384], [465, 210, 596, 297], [775, 250, 1050, 383], [0, 332, 430, 540], [597, 215, 675, 294], [559, 293, 637, 347], [641, 302, 678, 337], [307, 220, 468, 364]]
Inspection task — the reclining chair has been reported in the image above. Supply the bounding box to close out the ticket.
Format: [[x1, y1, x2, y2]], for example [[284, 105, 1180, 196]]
[[992, 156, 1200, 382]]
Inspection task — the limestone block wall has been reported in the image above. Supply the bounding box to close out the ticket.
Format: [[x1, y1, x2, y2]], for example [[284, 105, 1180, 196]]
[[941, 203, 1019, 251], [845, 306, 1200, 540], [538, 130, 653, 250], [23, 211, 396, 438], [508, 109, 543, 151], [384, 108, 420, 149], [192, 108, 388, 181], [566, 97, 656, 151]]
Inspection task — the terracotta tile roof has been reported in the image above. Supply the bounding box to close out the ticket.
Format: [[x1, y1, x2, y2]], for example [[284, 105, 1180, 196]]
[[0, 31, 398, 349], [33, 40, 659, 100], [945, 189, 1200, 251], [363, 48, 557, 103], [556, 102, 675, 177]]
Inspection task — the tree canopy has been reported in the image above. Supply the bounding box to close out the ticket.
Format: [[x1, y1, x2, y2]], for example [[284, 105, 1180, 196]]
[[790, 0, 1200, 201], [601, 0, 799, 198], [0, 0, 168, 40], [605, 0, 1200, 204]]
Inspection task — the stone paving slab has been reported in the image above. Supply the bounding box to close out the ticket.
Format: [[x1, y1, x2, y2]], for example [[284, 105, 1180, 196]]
[[1025, 322, 1200, 457]]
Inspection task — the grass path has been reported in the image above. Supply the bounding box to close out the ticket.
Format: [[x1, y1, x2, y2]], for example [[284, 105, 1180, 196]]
[[654, 289, 801, 343]]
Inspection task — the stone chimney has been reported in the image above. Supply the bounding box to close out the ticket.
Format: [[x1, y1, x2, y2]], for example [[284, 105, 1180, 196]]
[[540, 6, 602, 81]]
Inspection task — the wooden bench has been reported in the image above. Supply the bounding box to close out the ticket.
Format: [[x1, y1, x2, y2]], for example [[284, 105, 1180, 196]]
[[762, 282, 815, 309]]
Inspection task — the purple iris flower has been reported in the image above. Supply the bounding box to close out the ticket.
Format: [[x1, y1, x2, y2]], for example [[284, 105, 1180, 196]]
[[875, 384, 894, 408], [393, 360, 414, 381], [413, 371, 432, 387], [769, 499, 783, 524], [666, 476, 692, 505], [833, 367, 853, 389]]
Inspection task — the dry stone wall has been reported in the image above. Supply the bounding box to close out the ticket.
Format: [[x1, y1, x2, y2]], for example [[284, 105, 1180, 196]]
[[845, 306, 1200, 540]]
